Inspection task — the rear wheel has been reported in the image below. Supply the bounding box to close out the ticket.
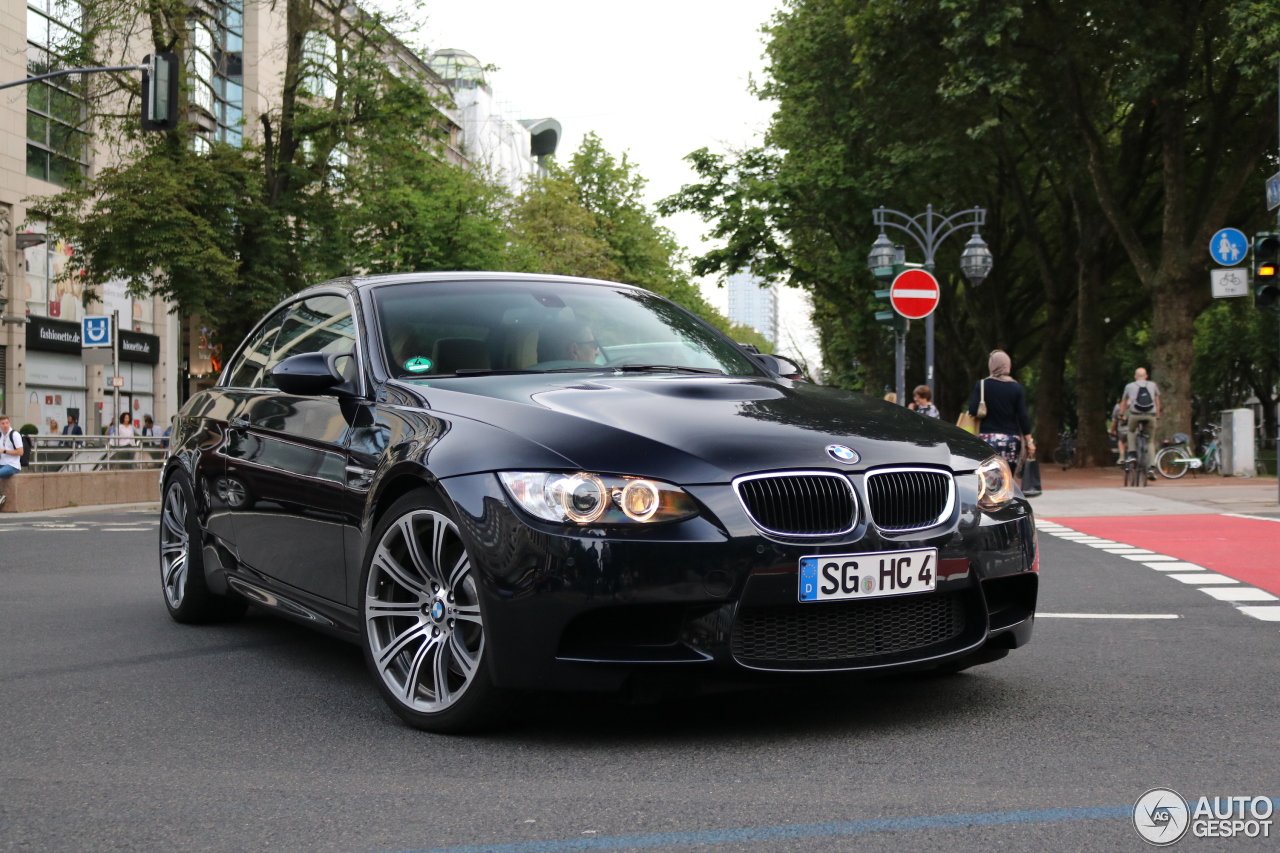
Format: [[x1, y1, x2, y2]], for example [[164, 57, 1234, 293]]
[[1155, 447, 1189, 479], [159, 472, 247, 623], [361, 490, 508, 733]]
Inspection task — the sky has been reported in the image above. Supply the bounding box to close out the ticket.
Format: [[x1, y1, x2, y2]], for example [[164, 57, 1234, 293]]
[[412, 0, 823, 373]]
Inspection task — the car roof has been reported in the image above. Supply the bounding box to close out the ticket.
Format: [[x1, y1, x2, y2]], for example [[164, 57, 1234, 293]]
[[297, 271, 645, 295]]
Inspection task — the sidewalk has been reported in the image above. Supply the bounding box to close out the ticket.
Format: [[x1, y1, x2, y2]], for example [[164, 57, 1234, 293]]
[[1029, 463, 1280, 518]]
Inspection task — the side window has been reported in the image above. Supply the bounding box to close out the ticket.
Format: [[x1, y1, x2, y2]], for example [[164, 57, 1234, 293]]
[[265, 295, 358, 383], [224, 308, 289, 389]]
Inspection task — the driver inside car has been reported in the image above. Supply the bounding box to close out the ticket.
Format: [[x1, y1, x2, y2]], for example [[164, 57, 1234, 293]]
[[536, 321, 604, 366]]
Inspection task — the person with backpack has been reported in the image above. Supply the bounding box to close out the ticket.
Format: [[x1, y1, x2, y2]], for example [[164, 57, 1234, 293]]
[[1120, 367, 1161, 461], [0, 414, 25, 508]]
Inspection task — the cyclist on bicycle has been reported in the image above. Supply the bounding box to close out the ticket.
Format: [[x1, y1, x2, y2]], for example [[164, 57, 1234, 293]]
[[1120, 367, 1161, 460]]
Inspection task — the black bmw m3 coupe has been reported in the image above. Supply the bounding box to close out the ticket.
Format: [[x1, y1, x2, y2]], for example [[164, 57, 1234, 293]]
[[160, 272, 1038, 731]]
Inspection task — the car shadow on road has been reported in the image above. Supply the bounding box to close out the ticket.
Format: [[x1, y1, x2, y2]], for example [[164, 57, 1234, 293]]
[[207, 607, 1029, 744]]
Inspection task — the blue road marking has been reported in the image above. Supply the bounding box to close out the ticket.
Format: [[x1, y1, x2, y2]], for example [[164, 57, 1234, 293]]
[[376, 803, 1143, 853]]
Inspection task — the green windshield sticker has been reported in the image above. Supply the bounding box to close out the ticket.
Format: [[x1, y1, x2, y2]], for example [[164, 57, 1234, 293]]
[[404, 357, 433, 373]]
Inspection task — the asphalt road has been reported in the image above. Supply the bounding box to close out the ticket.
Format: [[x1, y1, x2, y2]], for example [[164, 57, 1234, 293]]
[[1, 507, 1278, 852]]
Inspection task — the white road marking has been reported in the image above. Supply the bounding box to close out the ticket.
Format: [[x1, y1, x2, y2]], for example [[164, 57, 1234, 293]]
[[1200, 587, 1279, 602], [1236, 607, 1280, 621], [1221, 513, 1280, 523], [1037, 613, 1180, 619], [1043, 521, 1280, 622]]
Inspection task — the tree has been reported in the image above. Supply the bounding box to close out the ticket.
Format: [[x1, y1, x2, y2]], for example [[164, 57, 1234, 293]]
[[40, 0, 509, 351]]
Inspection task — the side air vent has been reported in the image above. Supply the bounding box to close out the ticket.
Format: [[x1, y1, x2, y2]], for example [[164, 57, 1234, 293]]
[[864, 468, 954, 532], [734, 472, 857, 537]]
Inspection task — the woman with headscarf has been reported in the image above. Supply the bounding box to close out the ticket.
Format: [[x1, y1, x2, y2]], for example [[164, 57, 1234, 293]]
[[968, 350, 1034, 467]]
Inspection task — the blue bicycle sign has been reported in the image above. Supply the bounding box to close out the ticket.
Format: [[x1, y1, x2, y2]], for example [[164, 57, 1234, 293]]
[[1209, 228, 1248, 266]]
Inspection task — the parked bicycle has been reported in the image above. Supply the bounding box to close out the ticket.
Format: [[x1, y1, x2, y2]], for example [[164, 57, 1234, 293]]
[[1052, 428, 1076, 470], [1124, 420, 1153, 487], [1154, 425, 1222, 479]]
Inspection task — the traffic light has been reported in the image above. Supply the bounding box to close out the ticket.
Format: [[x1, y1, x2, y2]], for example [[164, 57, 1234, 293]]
[[874, 288, 908, 334], [140, 53, 179, 131], [1254, 232, 1280, 310]]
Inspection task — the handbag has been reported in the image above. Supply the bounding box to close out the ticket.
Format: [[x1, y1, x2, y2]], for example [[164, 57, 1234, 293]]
[[1021, 442, 1042, 497], [956, 379, 985, 434]]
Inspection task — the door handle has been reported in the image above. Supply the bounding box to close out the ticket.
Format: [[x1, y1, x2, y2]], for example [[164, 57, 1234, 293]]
[[229, 417, 249, 429]]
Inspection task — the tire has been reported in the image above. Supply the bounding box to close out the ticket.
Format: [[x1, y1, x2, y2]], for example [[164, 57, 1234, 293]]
[[360, 489, 508, 733], [1052, 445, 1072, 470], [1155, 447, 1189, 479], [159, 471, 248, 624]]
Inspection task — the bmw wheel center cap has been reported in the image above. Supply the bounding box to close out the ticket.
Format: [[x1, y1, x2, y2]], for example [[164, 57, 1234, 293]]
[[826, 444, 859, 464]]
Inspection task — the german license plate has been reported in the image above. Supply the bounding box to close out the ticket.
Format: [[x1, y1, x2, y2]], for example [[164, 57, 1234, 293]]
[[798, 548, 938, 603]]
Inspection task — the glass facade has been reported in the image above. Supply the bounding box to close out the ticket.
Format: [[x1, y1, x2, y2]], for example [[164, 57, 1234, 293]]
[[188, 0, 244, 145], [26, 0, 87, 186]]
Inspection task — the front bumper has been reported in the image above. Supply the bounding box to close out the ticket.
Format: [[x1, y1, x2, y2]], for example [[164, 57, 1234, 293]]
[[443, 473, 1038, 692]]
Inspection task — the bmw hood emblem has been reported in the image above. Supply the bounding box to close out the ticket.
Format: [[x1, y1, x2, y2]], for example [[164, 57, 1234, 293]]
[[826, 444, 859, 464]]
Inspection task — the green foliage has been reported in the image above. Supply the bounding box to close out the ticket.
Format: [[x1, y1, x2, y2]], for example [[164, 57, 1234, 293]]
[[38, 0, 509, 350], [508, 171, 620, 280], [663, 0, 1280, 445]]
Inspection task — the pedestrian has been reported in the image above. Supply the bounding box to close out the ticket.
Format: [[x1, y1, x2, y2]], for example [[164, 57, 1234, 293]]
[[61, 414, 82, 436], [0, 414, 24, 508], [967, 350, 1034, 467], [109, 412, 136, 468], [883, 392, 898, 405], [140, 415, 155, 437], [908, 385, 940, 418], [1119, 367, 1160, 461]]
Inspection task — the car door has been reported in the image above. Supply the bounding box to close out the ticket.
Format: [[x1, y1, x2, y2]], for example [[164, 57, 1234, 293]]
[[224, 294, 359, 604]]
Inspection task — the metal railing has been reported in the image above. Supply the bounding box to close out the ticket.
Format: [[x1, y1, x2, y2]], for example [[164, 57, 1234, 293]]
[[25, 436, 169, 472]]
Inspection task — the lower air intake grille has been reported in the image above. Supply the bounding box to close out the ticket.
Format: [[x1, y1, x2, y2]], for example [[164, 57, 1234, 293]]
[[731, 593, 965, 664], [735, 474, 856, 536], [865, 469, 952, 531]]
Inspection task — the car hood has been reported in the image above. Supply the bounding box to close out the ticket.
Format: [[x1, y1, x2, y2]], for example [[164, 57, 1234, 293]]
[[395, 373, 998, 483]]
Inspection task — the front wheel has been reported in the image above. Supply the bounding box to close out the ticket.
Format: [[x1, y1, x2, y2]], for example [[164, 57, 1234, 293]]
[[1155, 447, 1189, 479], [360, 490, 508, 733]]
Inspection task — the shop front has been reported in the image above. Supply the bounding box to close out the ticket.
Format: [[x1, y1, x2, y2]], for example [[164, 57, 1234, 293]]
[[25, 317, 86, 434]]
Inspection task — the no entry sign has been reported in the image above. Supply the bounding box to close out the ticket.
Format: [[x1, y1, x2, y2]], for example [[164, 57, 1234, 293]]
[[889, 269, 940, 319]]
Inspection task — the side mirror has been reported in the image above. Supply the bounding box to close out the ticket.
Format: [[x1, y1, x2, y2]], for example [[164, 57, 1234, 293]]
[[752, 353, 806, 381], [272, 352, 349, 396]]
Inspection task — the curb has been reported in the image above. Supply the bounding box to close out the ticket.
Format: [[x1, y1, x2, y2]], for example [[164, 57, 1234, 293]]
[[0, 501, 160, 518]]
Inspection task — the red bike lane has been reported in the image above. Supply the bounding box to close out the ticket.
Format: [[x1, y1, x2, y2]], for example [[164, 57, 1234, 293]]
[[1043, 514, 1280, 596]]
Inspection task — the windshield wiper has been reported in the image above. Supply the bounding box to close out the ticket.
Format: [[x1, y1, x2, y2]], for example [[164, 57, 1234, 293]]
[[449, 367, 605, 376], [612, 364, 724, 375]]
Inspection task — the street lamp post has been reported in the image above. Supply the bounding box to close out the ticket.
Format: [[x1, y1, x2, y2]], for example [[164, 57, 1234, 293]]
[[868, 205, 992, 403]]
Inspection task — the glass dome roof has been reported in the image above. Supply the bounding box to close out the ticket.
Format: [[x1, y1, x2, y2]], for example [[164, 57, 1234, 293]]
[[429, 49, 487, 89]]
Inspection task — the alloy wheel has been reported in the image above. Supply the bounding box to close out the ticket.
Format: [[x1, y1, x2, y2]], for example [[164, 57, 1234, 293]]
[[365, 509, 483, 713], [160, 481, 190, 608]]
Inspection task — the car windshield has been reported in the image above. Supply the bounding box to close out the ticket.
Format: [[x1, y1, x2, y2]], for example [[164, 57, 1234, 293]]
[[372, 279, 765, 379]]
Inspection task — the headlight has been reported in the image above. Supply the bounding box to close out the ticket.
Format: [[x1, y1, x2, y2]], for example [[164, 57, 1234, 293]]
[[499, 471, 699, 525], [976, 455, 1015, 510]]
